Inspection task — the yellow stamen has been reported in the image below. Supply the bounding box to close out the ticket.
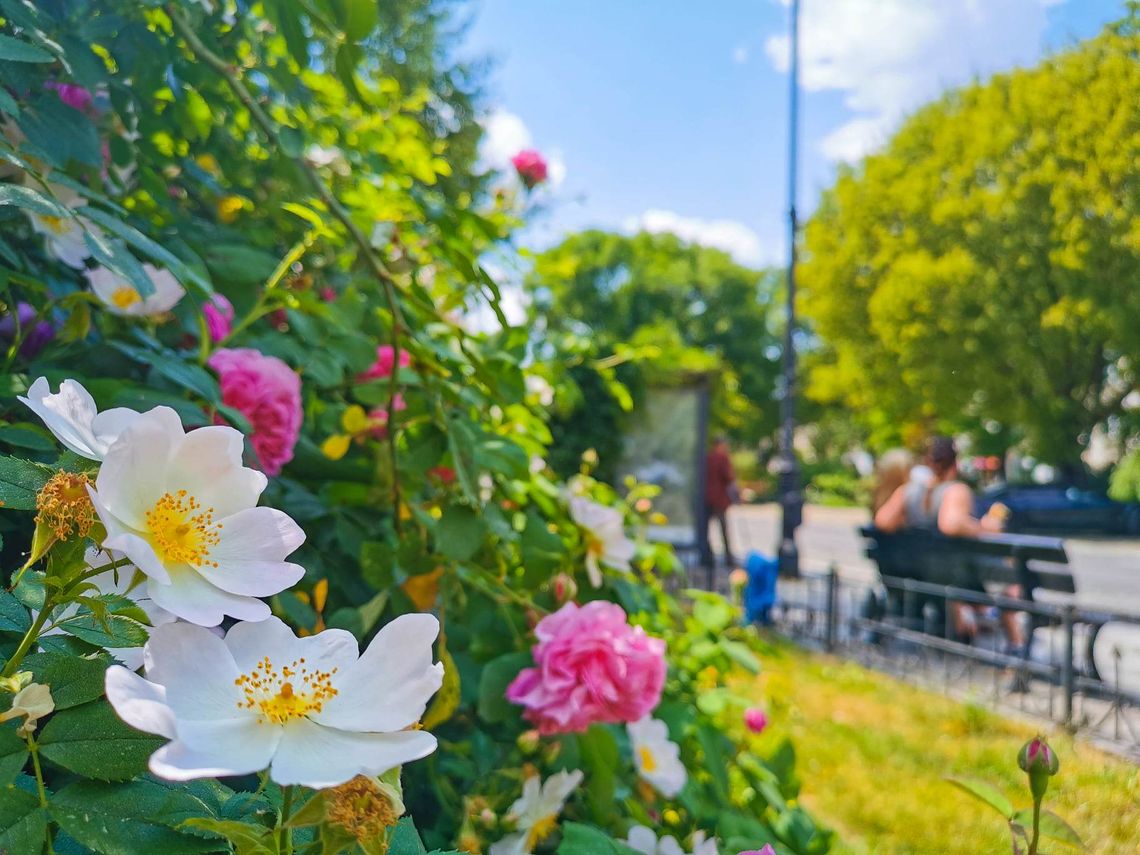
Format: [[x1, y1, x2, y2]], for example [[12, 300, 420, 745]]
[[326, 775, 399, 841], [235, 655, 339, 724], [638, 745, 658, 774], [110, 286, 142, 310], [38, 215, 68, 235], [526, 815, 559, 850], [145, 490, 221, 567], [35, 472, 95, 541]]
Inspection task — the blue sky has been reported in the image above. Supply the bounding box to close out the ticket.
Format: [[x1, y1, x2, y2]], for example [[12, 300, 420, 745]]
[[463, 0, 1125, 271]]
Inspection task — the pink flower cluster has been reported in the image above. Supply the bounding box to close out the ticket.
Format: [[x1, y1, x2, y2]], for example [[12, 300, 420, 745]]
[[208, 347, 302, 476], [358, 344, 410, 382], [506, 601, 666, 735], [511, 149, 549, 190]]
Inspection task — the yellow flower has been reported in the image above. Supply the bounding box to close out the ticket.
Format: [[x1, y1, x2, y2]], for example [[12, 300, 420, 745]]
[[321, 405, 386, 460], [216, 195, 245, 224]]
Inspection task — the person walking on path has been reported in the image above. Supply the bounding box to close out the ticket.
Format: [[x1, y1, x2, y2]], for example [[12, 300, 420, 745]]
[[705, 435, 739, 567]]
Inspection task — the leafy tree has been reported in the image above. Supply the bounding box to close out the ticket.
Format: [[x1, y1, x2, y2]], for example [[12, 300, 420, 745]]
[[527, 230, 783, 445], [799, 11, 1140, 472]]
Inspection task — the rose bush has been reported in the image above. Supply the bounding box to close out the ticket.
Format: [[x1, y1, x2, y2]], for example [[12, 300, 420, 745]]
[[0, 3, 831, 854]]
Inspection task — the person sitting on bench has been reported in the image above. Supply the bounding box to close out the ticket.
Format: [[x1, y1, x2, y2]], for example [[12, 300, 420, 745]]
[[872, 436, 1022, 651]]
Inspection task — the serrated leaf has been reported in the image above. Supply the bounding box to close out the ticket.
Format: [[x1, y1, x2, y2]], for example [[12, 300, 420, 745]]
[[0, 589, 31, 632], [39, 700, 162, 780], [946, 777, 1013, 819], [0, 722, 28, 785], [22, 651, 108, 709], [0, 454, 51, 510], [0, 786, 47, 855], [1011, 808, 1084, 848]]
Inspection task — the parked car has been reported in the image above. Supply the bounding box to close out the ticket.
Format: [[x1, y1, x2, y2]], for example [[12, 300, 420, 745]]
[[976, 483, 1140, 535]]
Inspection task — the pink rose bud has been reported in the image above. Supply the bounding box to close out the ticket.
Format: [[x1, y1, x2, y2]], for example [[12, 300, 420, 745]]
[[744, 707, 769, 734], [1017, 736, 1059, 776], [550, 572, 578, 604], [516, 729, 540, 755], [738, 847, 776, 855], [319, 286, 337, 302], [511, 149, 549, 190], [202, 294, 234, 343]]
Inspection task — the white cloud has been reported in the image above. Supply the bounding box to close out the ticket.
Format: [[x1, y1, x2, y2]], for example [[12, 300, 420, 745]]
[[764, 0, 1064, 162], [732, 45, 750, 65], [623, 209, 777, 267], [479, 108, 566, 189], [480, 108, 532, 170]]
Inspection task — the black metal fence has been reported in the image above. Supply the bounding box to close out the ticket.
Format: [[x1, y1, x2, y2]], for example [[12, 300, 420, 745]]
[[774, 568, 1140, 759]]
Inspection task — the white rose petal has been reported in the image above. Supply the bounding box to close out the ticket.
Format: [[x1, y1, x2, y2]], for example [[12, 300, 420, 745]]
[[105, 616, 444, 788], [628, 716, 687, 798], [87, 264, 185, 317], [89, 406, 302, 626], [18, 377, 140, 461]]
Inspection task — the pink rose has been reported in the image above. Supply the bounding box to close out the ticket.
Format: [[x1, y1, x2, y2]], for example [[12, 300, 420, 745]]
[[203, 294, 234, 342], [739, 848, 776, 855], [511, 149, 549, 190], [45, 82, 93, 112], [358, 344, 411, 382], [366, 394, 407, 439], [506, 601, 666, 735], [744, 707, 769, 734], [208, 347, 302, 476]]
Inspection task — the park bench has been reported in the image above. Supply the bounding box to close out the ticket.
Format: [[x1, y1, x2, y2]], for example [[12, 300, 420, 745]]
[[857, 525, 1075, 646]]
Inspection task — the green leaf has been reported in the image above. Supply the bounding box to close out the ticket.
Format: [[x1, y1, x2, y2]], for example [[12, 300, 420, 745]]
[[0, 786, 47, 855], [79, 207, 211, 294], [0, 426, 55, 453], [0, 722, 28, 785], [557, 823, 640, 855], [109, 342, 220, 402], [688, 590, 735, 634], [181, 818, 277, 854], [55, 603, 148, 649], [0, 455, 51, 511], [435, 503, 484, 561], [23, 651, 108, 709], [387, 817, 427, 855], [1011, 808, 1084, 848], [0, 183, 68, 217], [577, 725, 619, 824], [0, 34, 53, 62], [51, 779, 224, 855], [946, 777, 1014, 819], [718, 638, 761, 673], [39, 700, 162, 780], [476, 651, 532, 724], [0, 589, 31, 633], [343, 0, 379, 41]]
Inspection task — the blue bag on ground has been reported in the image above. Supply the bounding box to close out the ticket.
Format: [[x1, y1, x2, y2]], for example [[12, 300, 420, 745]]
[[745, 551, 779, 624]]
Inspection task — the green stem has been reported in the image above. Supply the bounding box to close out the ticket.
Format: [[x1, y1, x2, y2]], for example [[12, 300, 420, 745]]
[[1, 607, 53, 679], [1028, 796, 1041, 855], [25, 734, 48, 807], [279, 784, 294, 855]]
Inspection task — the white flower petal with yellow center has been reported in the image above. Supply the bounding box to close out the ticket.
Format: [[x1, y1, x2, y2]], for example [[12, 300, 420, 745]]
[[104, 615, 443, 788], [87, 264, 185, 317], [569, 496, 636, 588], [489, 770, 583, 855], [26, 182, 94, 269], [19, 377, 141, 461], [89, 407, 305, 626], [627, 716, 687, 797], [626, 827, 718, 855]]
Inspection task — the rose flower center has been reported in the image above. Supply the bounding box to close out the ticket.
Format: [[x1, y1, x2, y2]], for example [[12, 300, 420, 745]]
[[145, 490, 221, 567], [111, 286, 142, 309], [235, 656, 339, 725], [638, 745, 658, 773]]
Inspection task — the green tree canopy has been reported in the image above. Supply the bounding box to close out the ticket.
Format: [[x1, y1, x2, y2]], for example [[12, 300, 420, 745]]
[[527, 230, 782, 443], [799, 12, 1140, 468]]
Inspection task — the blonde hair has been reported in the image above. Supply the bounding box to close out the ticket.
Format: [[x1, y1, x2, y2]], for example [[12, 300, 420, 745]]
[[871, 448, 914, 514]]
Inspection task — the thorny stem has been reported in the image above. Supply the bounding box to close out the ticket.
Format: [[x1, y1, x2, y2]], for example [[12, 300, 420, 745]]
[[166, 5, 406, 530]]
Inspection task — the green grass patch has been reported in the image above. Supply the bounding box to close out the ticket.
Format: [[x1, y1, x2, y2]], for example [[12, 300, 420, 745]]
[[735, 637, 1140, 854]]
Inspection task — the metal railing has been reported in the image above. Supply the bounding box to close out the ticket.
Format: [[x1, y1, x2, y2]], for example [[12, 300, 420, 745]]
[[774, 567, 1140, 759]]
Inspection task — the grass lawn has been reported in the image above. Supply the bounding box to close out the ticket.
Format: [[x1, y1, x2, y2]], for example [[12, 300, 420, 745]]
[[742, 636, 1140, 854]]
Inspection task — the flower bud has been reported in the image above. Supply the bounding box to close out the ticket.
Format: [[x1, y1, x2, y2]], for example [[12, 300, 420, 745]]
[[478, 808, 496, 829], [662, 808, 681, 826], [516, 729, 541, 755], [1018, 736, 1059, 801], [729, 568, 749, 590], [744, 707, 769, 735], [550, 572, 578, 604]]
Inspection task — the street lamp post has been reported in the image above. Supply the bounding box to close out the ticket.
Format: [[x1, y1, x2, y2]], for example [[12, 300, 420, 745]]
[[778, 0, 803, 576]]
